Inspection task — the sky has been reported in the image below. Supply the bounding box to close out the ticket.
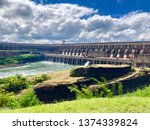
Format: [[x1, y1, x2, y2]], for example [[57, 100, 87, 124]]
[[0, 0, 150, 44]]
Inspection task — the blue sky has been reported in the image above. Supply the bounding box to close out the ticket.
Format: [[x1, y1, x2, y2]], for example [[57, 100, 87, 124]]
[[33, 0, 150, 17], [0, 0, 150, 43]]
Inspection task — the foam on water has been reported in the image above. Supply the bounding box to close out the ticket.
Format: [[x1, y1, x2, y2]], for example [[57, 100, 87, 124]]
[[0, 61, 76, 78]]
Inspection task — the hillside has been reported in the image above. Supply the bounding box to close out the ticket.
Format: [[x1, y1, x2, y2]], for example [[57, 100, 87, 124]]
[[1, 96, 150, 113], [0, 65, 150, 113], [1, 85, 150, 113]]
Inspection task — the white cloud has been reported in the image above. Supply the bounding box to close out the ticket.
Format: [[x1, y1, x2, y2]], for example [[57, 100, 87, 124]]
[[0, 0, 150, 43]]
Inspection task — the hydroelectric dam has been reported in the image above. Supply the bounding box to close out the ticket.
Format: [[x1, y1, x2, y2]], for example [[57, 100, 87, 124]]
[[0, 41, 150, 66]]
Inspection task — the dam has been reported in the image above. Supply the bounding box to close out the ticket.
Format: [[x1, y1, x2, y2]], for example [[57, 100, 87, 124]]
[[0, 41, 150, 66]]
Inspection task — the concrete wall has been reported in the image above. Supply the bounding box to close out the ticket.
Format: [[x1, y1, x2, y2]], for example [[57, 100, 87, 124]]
[[1, 41, 150, 66], [135, 54, 150, 65]]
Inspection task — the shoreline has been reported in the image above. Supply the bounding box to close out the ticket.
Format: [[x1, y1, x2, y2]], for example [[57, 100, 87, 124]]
[[0, 64, 24, 69]]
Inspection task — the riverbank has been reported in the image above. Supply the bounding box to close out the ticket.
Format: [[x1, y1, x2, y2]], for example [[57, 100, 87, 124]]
[[0, 63, 21, 69], [0, 64, 150, 113], [0, 54, 44, 66], [1, 67, 150, 113]]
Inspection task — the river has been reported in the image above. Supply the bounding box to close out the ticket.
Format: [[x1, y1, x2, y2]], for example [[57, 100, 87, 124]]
[[0, 61, 77, 78]]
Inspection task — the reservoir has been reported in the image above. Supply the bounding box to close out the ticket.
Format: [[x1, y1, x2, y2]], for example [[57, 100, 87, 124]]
[[0, 61, 77, 78]]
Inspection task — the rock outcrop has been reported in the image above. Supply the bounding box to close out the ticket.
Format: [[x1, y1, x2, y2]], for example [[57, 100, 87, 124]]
[[70, 65, 132, 79]]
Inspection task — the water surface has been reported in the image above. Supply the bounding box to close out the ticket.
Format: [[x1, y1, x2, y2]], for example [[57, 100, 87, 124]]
[[0, 61, 76, 78]]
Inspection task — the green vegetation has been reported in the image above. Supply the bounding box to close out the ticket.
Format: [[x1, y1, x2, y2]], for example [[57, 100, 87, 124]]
[[0, 68, 150, 113], [0, 89, 13, 108], [33, 74, 51, 84], [69, 78, 114, 99], [1, 97, 150, 113], [125, 86, 150, 97], [0, 74, 50, 110], [0, 54, 44, 65], [139, 71, 145, 76], [117, 82, 123, 95], [0, 74, 50, 93], [0, 74, 29, 93], [7, 89, 41, 109], [0, 88, 41, 109], [1, 85, 150, 113]]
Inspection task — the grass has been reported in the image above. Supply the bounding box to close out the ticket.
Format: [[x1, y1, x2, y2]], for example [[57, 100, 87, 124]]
[[1, 96, 150, 113], [1, 79, 150, 113], [28, 70, 84, 85], [124, 86, 150, 97], [0, 68, 150, 113]]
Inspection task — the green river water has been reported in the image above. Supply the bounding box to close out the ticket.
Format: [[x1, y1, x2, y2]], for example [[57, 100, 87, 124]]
[[0, 61, 77, 78]]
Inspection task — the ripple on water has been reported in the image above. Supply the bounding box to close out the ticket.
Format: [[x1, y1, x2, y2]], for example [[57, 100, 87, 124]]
[[0, 61, 76, 78]]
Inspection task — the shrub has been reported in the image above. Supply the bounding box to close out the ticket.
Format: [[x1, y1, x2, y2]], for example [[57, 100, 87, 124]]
[[117, 82, 123, 95], [139, 71, 145, 76], [91, 78, 113, 97], [7, 97, 20, 109], [110, 82, 123, 95], [0, 89, 14, 108], [2, 74, 28, 93], [69, 85, 93, 100], [18, 89, 41, 108], [131, 66, 136, 72], [125, 85, 150, 97], [33, 74, 50, 84], [112, 84, 116, 95], [69, 78, 113, 100], [0, 78, 5, 84], [7, 89, 41, 109], [41, 74, 49, 80], [0, 75, 42, 109]]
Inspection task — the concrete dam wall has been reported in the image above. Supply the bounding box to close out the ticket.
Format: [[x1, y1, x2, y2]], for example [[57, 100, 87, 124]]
[[0, 41, 150, 66]]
